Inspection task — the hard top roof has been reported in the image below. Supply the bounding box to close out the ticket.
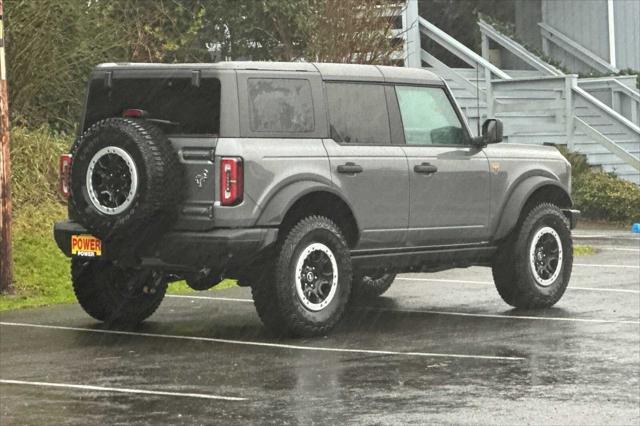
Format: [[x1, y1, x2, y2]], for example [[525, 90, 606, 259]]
[[95, 61, 443, 85]]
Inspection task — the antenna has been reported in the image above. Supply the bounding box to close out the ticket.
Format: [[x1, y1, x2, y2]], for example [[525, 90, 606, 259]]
[[476, 61, 481, 136]]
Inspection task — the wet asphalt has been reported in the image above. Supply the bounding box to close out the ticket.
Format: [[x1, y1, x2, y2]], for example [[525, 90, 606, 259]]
[[0, 231, 639, 425]]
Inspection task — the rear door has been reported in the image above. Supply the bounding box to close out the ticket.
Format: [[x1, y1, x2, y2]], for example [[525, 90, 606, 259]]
[[323, 82, 409, 250], [394, 85, 491, 246]]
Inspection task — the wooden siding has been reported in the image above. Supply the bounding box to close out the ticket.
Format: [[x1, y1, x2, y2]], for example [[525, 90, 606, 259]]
[[514, 0, 542, 50], [613, 0, 640, 69]]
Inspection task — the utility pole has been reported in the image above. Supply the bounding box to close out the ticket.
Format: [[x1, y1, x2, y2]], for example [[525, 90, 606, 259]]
[[0, 0, 14, 294]]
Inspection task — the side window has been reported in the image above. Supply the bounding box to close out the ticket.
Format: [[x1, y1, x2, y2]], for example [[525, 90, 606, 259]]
[[396, 86, 468, 146], [248, 78, 314, 133], [326, 83, 390, 144]]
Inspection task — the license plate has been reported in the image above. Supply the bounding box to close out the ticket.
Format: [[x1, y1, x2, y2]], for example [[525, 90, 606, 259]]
[[71, 235, 102, 257]]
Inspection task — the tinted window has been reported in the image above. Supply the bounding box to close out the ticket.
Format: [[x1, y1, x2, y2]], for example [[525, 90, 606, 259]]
[[84, 77, 220, 135], [248, 78, 314, 133], [326, 83, 390, 144], [396, 86, 467, 145]]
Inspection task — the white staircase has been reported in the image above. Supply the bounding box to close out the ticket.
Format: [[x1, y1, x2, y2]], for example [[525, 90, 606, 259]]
[[416, 16, 640, 184]]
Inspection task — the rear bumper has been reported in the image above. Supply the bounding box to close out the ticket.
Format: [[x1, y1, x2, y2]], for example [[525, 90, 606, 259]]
[[53, 220, 278, 270], [563, 209, 580, 229]]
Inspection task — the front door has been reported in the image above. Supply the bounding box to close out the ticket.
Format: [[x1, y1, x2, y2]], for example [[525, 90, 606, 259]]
[[323, 82, 409, 250], [395, 85, 491, 247]]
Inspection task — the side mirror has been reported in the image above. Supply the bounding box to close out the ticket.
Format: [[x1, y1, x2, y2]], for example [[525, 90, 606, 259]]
[[481, 118, 503, 144]]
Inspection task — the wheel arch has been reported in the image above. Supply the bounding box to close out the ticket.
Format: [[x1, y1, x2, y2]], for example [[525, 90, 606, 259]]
[[493, 176, 572, 241], [256, 182, 360, 248]]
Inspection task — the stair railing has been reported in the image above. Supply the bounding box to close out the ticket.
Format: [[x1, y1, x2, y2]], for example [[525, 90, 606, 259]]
[[538, 22, 618, 74], [418, 17, 510, 80], [417, 16, 639, 175], [476, 18, 639, 171], [578, 78, 640, 125], [478, 19, 563, 76]]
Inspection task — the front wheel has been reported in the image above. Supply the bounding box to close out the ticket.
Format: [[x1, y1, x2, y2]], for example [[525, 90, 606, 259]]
[[251, 215, 352, 337], [492, 203, 573, 309], [72, 258, 167, 324]]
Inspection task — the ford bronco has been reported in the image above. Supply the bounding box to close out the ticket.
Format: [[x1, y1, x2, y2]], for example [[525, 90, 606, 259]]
[[54, 62, 578, 337]]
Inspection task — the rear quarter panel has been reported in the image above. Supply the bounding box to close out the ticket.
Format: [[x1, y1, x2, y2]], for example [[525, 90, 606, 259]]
[[213, 138, 332, 227]]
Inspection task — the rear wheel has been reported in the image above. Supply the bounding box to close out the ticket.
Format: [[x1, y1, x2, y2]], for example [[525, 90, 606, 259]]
[[251, 216, 352, 337], [351, 272, 396, 299], [72, 258, 167, 324], [492, 203, 573, 308]]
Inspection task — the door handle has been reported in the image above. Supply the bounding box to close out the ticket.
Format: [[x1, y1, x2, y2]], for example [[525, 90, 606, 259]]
[[414, 162, 438, 174], [337, 162, 363, 174]]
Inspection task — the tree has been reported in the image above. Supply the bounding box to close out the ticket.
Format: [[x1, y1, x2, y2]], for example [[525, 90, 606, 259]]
[[305, 0, 400, 64], [4, 0, 207, 132], [4, 0, 405, 132]]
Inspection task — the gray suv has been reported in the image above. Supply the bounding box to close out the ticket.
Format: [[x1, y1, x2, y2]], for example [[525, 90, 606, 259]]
[[54, 62, 578, 337]]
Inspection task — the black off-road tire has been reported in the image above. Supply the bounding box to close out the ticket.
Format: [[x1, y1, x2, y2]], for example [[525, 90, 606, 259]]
[[72, 258, 167, 324], [351, 272, 396, 300], [251, 216, 352, 337], [69, 118, 182, 239], [492, 203, 573, 309]]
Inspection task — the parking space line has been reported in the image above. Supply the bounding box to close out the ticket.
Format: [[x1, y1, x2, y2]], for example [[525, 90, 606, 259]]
[[165, 294, 639, 324], [0, 322, 525, 361], [0, 379, 246, 401], [574, 263, 639, 269], [357, 307, 640, 325], [574, 234, 640, 241], [593, 247, 640, 252], [395, 277, 640, 294], [168, 294, 253, 302]]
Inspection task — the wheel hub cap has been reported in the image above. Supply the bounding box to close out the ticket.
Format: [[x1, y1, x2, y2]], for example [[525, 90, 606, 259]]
[[86, 146, 138, 215], [529, 226, 563, 287], [295, 243, 338, 311]]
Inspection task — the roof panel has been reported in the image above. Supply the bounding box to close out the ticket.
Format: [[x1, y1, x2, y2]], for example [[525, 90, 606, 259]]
[[377, 65, 443, 85], [93, 61, 444, 85], [313, 63, 384, 82]]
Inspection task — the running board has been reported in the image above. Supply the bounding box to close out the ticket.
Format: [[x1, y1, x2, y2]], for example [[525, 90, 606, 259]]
[[351, 246, 497, 272]]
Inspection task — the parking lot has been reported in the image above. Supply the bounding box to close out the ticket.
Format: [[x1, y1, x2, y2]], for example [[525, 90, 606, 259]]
[[1, 230, 638, 425]]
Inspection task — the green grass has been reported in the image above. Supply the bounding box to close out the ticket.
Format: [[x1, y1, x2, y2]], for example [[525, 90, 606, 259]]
[[574, 245, 596, 256], [0, 204, 72, 311]]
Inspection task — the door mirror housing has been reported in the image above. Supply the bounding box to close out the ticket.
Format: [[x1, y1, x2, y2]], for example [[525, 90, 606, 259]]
[[482, 118, 503, 144], [472, 118, 503, 146]]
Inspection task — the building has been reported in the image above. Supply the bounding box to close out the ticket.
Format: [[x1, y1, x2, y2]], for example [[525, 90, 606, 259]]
[[400, 0, 640, 183]]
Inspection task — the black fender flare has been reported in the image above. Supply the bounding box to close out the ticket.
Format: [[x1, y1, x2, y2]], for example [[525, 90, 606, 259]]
[[492, 174, 571, 241], [255, 180, 359, 229]]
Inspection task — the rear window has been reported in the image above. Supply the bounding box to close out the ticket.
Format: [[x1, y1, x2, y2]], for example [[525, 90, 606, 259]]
[[83, 77, 221, 135], [247, 78, 315, 133], [326, 82, 390, 144]]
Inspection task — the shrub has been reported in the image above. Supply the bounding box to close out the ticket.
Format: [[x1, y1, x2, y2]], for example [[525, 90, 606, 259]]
[[572, 172, 640, 223], [558, 147, 640, 224], [10, 126, 71, 210]]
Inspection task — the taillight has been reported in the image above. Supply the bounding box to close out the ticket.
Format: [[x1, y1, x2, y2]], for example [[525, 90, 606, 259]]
[[220, 157, 243, 206], [59, 154, 72, 199]]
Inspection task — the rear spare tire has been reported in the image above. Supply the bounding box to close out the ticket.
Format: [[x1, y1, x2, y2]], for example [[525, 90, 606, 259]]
[[69, 118, 182, 238]]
